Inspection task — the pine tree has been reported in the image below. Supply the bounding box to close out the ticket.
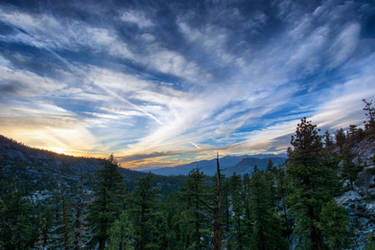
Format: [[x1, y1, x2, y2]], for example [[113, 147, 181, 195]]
[[107, 210, 135, 250], [73, 172, 90, 249], [363, 98, 375, 135], [319, 200, 352, 249], [347, 125, 365, 144], [0, 190, 36, 249], [60, 182, 72, 249], [35, 199, 54, 249], [48, 187, 70, 248], [222, 177, 231, 235], [132, 173, 160, 250], [287, 118, 340, 250], [266, 159, 274, 171], [324, 131, 333, 150], [148, 206, 169, 249], [364, 232, 375, 250], [341, 146, 362, 190], [168, 193, 194, 250], [242, 173, 252, 244], [181, 168, 211, 249], [335, 128, 346, 154], [249, 168, 286, 250], [274, 166, 293, 241], [229, 173, 244, 249], [265, 159, 277, 207], [88, 155, 126, 250]]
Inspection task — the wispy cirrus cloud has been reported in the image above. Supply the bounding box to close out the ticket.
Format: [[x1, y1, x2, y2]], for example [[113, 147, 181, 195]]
[[0, 0, 374, 168]]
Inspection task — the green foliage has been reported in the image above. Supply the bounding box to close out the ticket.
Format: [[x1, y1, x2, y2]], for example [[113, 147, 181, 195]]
[[249, 169, 287, 250], [163, 193, 193, 249], [364, 233, 375, 250], [324, 130, 334, 149], [335, 128, 346, 153], [273, 166, 293, 240], [319, 200, 352, 249], [222, 177, 232, 234], [341, 145, 363, 190], [287, 118, 340, 249], [48, 185, 75, 249], [88, 156, 126, 249], [228, 173, 245, 249], [131, 173, 161, 250], [363, 99, 375, 135], [107, 211, 135, 250], [0, 191, 36, 249], [180, 168, 212, 249]]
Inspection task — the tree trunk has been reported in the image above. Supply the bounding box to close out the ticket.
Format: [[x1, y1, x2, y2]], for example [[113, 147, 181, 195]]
[[141, 203, 146, 250], [120, 224, 124, 250], [213, 153, 222, 250], [185, 233, 190, 249], [74, 175, 83, 250], [195, 200, 200, 248], [237, 218, 242, 250], [98, 239, 105, 250], [60, 184, 69, 249], [225, 191, 229, 231]]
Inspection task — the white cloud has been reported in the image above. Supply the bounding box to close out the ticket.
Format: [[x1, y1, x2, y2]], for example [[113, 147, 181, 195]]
[[311, 72, 375, 129], [0, 65, 66, 95], [178, 21, 237, 66], [286, 25, 330, 74], [120, 10, 153, 28], [0, 8, 135, 60], [328, 23, 360, 69], [146, 49, 204, 82]]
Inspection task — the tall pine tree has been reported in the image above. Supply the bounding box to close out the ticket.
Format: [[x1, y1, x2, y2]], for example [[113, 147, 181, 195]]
[[88, 155, 126, 250], [249, 168, 286, 250], [287, 118, 341, 249], [181, 168, 211, 249], [132, 173, 160, 250], [229, 173, 245, 249]]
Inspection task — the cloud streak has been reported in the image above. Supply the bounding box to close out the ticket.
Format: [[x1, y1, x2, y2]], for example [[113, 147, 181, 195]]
[[0, 0, 374, 168]]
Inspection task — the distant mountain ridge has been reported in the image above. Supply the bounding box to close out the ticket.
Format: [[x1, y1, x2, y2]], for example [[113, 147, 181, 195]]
[[132, 154, 287, 176], [222, 156, 285, 176]]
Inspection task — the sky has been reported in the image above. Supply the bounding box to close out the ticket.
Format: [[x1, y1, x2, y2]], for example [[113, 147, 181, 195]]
[[0, 0, 374, 169]]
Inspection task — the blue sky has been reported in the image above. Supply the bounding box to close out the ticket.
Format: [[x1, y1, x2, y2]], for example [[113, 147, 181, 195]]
[[0, 0, 374, 168]]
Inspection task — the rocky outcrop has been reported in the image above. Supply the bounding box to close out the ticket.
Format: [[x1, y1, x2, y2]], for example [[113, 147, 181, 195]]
[[336, 161, 375, 249]]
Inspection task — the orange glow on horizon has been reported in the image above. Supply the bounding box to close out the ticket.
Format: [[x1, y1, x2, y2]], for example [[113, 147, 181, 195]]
[[41, 146, 70, 155]]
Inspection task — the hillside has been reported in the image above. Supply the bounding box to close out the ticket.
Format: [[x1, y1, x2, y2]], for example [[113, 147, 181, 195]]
[[0, 135, 142, 178], [0, 135, 184, 193]]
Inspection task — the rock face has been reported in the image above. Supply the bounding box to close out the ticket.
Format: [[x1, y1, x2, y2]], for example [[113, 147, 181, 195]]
[[331, 136, 375, 249], [336, 163, 375, 249]]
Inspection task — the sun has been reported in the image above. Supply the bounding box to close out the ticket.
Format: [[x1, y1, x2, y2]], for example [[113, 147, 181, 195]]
[[43, 146, 69, 155]]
